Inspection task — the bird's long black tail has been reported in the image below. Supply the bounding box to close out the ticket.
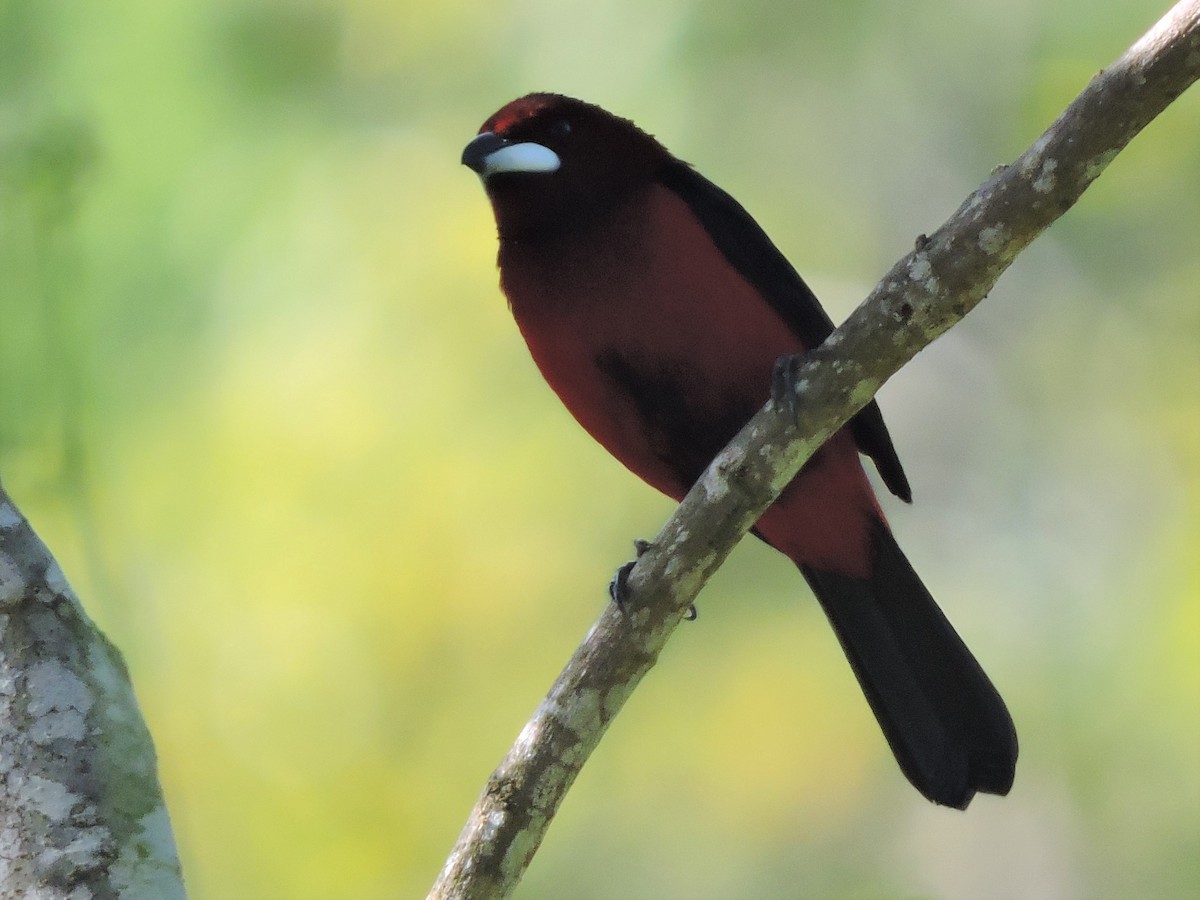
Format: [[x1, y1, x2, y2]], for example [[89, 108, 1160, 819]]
[[800, 522, 1017, 809]]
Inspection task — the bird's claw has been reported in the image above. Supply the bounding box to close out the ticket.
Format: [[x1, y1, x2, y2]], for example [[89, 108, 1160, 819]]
[[609, 559, 636, 612], [609, 539, 654, 613], [609, 540, 698, 622], [771, 353, 806, 421]]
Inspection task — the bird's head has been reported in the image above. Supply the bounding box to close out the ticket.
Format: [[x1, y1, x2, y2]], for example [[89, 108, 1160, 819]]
[[462, 94, 673, 240]]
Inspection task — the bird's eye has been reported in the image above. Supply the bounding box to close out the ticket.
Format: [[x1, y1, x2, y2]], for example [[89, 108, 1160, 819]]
[[549, 120, 572, 138]]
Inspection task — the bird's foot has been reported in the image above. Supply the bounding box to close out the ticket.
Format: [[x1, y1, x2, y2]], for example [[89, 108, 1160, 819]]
[[609, 539, 653, 613], [771, 352, 807, 421], [609, 539, 697, 621]]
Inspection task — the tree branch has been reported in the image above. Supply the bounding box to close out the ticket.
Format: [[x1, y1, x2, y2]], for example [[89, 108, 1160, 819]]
[[429, 3, 1200, 897], [0, 481, 185, 897]]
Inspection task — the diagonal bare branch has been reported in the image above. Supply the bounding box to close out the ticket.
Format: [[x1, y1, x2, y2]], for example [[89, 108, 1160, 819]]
[[430, 3, 1200, 897]]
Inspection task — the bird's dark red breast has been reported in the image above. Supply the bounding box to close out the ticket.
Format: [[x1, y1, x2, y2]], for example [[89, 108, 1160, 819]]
[[498, 177, 880, 574], [463, 93, 1017, 808]]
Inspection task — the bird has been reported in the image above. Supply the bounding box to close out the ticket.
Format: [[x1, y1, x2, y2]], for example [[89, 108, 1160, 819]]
[[461, 93, 1017, 809]]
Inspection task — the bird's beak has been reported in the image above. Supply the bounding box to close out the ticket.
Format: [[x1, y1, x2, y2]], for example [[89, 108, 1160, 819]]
[[461, 132, 509, 173], [461, 131, 561, 179]]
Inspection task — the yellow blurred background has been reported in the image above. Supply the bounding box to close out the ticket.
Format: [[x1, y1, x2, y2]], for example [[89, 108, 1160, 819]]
[[2, 0, 1197, 897]]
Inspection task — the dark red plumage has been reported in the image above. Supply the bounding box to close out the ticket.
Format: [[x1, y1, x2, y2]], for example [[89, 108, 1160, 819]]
[[463, 93, 1017, 808]]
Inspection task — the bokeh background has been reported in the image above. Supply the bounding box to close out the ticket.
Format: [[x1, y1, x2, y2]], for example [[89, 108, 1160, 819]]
[[2, 0, 1197, 897]]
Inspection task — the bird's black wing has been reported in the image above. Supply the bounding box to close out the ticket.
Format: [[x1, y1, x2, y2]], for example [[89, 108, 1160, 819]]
[[658, 160, 911, 502]]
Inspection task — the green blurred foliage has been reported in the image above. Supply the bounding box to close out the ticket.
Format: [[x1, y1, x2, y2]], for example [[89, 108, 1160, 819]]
[[1, 0, 1197, 896]]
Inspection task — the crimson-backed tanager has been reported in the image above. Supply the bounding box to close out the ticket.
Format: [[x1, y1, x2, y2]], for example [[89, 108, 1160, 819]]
[[461, 93, 1017, 809]]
